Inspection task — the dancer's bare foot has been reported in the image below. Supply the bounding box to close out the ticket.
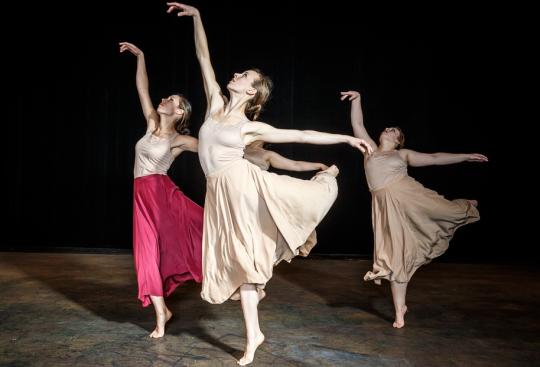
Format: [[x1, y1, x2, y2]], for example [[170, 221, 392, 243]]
[[468, 199, 478, 207], [392, 305, 407, 328], [237, 332, 265, 365], [149, 308, 173, 338]]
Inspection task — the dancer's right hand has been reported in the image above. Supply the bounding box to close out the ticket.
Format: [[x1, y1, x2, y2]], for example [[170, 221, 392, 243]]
[[119, 42, 143, 57], [349, 137, 374, 155], [340, 91, 361, 101], [466, 153, 489, 162], [166, 2, 199, 17]]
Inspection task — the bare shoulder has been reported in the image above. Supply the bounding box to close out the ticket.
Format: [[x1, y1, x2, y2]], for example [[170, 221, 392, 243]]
[[398, 149, 412, 160], [242, 121, 271, 132]]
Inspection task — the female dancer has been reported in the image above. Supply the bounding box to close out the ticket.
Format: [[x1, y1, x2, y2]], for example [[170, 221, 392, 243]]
[[166, 4, 373, 364], [121, 41, 203, 338], [342, 90, 487, 328]]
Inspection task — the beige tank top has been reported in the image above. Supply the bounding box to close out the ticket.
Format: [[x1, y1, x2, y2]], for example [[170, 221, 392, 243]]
[[364, 150, 408, 191], [133, 130, 178, 178], [198, 117, 248, 175]]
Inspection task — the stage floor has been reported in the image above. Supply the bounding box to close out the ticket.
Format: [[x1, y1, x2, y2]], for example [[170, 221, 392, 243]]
[[1, 252, 538, 366]]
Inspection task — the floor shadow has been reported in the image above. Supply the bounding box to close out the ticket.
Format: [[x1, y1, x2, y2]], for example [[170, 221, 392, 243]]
[[9, 253, 238, 358], [275, 259, 394, 323]]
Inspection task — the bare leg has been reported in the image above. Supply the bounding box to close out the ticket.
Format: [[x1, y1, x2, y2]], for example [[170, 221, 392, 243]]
[[238, 284, 265, 365], [149, 295, 173, 338], [390, 281, 408, 328]]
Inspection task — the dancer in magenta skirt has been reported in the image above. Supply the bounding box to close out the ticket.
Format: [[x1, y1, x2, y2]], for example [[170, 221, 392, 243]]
[[120, 41, 203, 338]]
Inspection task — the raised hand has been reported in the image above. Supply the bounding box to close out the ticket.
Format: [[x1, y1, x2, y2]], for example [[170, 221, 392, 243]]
[[166, 2, 199, 17], [340, 90, 361, 101], [119, 42, 143, 57]]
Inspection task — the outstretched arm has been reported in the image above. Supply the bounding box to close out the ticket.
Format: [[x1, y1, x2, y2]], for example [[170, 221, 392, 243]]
[[242, 121, 374, 154], [119, 42, 158, 131], [266, 151, 328, 171], [399, 149, 488, 167], [167, 3, 224, 117], [171, 135, 198, 157], [341, 91, 378, 150]]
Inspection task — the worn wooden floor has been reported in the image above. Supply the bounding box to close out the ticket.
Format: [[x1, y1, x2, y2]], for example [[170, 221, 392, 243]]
[[1, 252, 538, 366]]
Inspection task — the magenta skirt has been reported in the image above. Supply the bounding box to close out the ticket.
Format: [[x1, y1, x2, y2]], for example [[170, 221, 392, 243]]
[[133, 174, 203, 307]]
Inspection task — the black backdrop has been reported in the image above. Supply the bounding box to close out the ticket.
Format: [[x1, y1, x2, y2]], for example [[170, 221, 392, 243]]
[[5, 1, 507, 261]]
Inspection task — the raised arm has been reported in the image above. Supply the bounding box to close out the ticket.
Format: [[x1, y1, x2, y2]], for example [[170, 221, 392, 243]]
[[341, 91, 377, 150], [242, 122, 374, 154], [167, 3, 224, 117], [399, 149, 488, 167], [119, 42, 159, 131], [266, 151, 328, 171]]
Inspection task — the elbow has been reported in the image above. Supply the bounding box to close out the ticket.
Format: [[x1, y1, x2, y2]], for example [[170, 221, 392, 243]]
[[197, 53, 210, 63], [298, 130, 312, 144], [292, 163, 303, 171], [431, 153, 443, 165]]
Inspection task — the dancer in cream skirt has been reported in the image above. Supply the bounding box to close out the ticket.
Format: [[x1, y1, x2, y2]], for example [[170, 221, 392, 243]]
[[167, 4, 373, 364]]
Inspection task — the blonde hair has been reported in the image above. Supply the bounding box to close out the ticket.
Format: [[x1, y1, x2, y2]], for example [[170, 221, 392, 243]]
[[173, 94, 192, 135], [245, 69, 273, 121]]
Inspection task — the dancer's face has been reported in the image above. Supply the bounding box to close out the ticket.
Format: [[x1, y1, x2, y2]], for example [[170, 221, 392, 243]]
[[227, 70, 259, 97], [157, 95, 184, 117], [380, 127, 402, 147]]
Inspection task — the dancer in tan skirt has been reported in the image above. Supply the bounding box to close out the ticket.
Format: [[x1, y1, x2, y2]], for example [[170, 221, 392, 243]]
[[166, 4, 373, 364], [342, 90, 487, 328]]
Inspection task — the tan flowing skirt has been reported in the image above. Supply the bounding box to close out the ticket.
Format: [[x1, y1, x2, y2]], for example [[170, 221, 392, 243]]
[[364, 175, 480, 284]]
